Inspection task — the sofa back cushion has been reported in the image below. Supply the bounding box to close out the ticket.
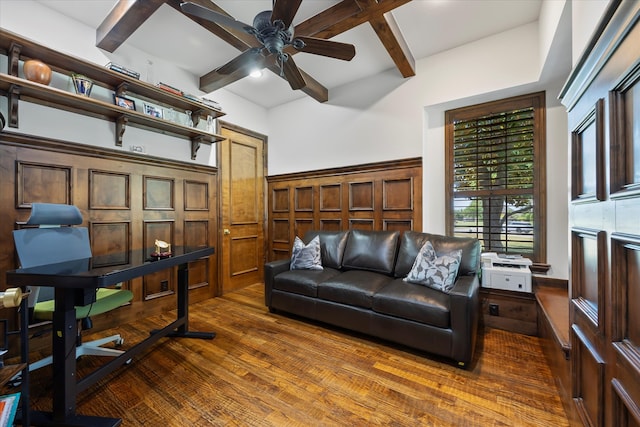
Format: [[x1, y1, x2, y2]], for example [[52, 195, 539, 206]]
[[303, 230, 350, 270], [342, 230, 399, 274], [395, 231, 480, 278]]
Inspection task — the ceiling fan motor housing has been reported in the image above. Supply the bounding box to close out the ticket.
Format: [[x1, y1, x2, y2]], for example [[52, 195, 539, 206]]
[[252, 10, 294, 55]]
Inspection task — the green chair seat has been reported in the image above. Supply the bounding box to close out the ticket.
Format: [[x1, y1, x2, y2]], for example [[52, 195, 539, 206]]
[[34, 288, 134, 321]]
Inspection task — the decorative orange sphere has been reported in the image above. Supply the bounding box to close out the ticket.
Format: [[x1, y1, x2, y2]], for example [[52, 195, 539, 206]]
[[23, 59, 52, 85]]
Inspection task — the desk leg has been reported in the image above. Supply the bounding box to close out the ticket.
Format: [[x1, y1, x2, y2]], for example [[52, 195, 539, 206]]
[[28, 288, 121, 427], [19, 288, 30, 427], [52, 287, 79, 421], [163, 262, 215, 340]]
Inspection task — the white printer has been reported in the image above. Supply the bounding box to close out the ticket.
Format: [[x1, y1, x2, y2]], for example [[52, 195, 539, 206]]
[[481, 252, 532, 293]]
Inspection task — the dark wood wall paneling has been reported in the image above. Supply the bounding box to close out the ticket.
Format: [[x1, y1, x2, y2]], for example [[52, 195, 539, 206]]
[[561, 2, 640, 425], [0, 132, 218, 348], [267, 158, 422, 261]]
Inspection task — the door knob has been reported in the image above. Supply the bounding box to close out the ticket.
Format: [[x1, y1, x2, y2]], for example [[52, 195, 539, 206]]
[[223, 229, 231, 235]]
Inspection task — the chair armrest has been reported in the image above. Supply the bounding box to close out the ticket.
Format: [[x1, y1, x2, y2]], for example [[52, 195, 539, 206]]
[[264, 259, 291, 306], [448, 274, 480, 366]]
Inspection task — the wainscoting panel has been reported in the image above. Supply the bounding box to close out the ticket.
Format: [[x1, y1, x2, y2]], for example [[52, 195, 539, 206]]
[[16, 161, 72, 207], [267, 158, 422, 260], [611, 233, 640, 427], [349, 181, 374, 211], [89, 170, 130, 209], [144, 176, 175, 210], [572, 322, 605, 427], [89, 221, 131, 267], [143, 220, 176, 300], [383, 178, 413, 210], [295, 186, 314, 211], [612, 378, 640, 427], [320, 184, 341, 211], [571, 228, 606, 331], [184, 180, 209, 211]]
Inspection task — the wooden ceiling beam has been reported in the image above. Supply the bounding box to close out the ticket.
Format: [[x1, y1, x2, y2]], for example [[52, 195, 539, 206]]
[[165, 0, 257, 51], [96, 0, 166, 52], [369, 13, 415, 78], [294, 0, 415, 78], [293, 0, 363, 37], [308, 0, 412, 39]]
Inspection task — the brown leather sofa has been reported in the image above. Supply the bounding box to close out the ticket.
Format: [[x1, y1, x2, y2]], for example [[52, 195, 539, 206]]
[[264, 229, 481, 367]]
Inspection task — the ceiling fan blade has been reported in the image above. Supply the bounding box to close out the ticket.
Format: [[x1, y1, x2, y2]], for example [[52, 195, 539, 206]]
[[295, 36, 356, 61], [271, 0, 303, 29], [281, 56, 306, 90], [217, 48, 264, 75], [180, 2, 253, 33]]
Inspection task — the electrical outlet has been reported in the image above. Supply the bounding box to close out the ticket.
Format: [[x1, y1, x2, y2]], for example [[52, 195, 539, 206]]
[[129, 144, 146, 153], [489, 303, 499, 316], [160, 280, 169, 292]]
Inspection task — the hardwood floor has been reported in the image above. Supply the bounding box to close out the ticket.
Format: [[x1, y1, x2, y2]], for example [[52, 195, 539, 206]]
[[27, 284, 570, 426]]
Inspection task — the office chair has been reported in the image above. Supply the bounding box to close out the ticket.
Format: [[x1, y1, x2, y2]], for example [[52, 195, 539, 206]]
[[12, 203, 134, 373]]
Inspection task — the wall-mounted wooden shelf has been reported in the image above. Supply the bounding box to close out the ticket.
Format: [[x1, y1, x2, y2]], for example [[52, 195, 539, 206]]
[[0, 28, 226, 160]]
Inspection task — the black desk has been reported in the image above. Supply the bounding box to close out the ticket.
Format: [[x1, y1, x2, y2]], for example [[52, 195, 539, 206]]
[[6, 246, 215, 427]]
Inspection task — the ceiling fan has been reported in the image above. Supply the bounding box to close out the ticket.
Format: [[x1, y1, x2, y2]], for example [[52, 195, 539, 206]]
[[180, 0, 356, 90]]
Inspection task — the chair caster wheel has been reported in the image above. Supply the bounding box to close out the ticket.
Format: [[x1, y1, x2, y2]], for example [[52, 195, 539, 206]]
[[116, 338, 124, 347]]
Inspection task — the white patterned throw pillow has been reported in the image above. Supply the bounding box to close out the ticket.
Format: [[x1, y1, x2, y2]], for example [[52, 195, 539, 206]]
[[290, 235, 323, 270], [404, 240, 462, 292]]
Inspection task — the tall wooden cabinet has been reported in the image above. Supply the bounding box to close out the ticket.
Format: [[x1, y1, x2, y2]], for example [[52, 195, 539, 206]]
[[560, 1, 640, 425]]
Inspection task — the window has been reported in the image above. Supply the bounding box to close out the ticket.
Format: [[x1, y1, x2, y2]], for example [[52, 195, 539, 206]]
[[445, 92, 546, 264]]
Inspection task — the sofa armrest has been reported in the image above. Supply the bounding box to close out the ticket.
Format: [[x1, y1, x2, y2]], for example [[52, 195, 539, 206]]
[[264, 259, 291, 306], [448, 274, 480, 366]]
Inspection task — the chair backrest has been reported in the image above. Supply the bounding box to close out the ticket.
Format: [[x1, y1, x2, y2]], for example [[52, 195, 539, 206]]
[[12, 203, 92, 308]]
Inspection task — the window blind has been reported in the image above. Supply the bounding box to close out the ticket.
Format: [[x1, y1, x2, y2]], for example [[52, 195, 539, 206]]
[[451, 107, 535, 255]]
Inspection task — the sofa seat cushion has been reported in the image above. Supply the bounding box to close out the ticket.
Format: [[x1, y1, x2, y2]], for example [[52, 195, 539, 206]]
[[318, 270, 392, 309], [372, 279, 450, 328], [274, 268, 341, 298]]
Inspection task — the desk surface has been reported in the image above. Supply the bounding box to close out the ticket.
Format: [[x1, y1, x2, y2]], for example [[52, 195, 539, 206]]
[[6, 246, 214, 288]]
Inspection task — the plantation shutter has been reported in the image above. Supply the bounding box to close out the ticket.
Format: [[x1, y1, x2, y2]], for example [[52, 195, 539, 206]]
[[450, 105, 536, 256]]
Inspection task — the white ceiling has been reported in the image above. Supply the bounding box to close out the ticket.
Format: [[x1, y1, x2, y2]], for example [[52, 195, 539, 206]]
[[36, 0, 543, 109]]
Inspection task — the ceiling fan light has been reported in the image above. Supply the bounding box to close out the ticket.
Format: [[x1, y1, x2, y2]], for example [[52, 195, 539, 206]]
[[250, 69, 263, 78]]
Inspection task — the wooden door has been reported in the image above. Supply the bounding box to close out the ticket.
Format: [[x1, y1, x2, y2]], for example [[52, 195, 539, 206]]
[[219, 122, 266, 294]]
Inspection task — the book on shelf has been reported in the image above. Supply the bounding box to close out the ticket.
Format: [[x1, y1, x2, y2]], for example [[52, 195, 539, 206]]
[[156, 82, 183, 96], [0, 392, 19, 427], [105, 62, 140, 80], [182, 93, 200, 103], [200, 97, 222, 111], [183, 93, 222, 112]]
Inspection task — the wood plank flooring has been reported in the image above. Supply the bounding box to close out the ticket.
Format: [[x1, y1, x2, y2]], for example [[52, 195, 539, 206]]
[[26, 284, 570, 426]]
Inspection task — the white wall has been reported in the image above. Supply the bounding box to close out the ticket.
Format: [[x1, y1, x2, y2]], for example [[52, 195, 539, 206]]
[[571, 0, 611, 66]]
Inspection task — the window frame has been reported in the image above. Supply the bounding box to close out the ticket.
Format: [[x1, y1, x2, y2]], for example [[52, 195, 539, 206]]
[[445, 91, 547, 264]]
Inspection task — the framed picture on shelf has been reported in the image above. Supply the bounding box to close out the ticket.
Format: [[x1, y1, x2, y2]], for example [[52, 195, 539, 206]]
[[143, 103, 163, 119], [113, 94, 136, 111]]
